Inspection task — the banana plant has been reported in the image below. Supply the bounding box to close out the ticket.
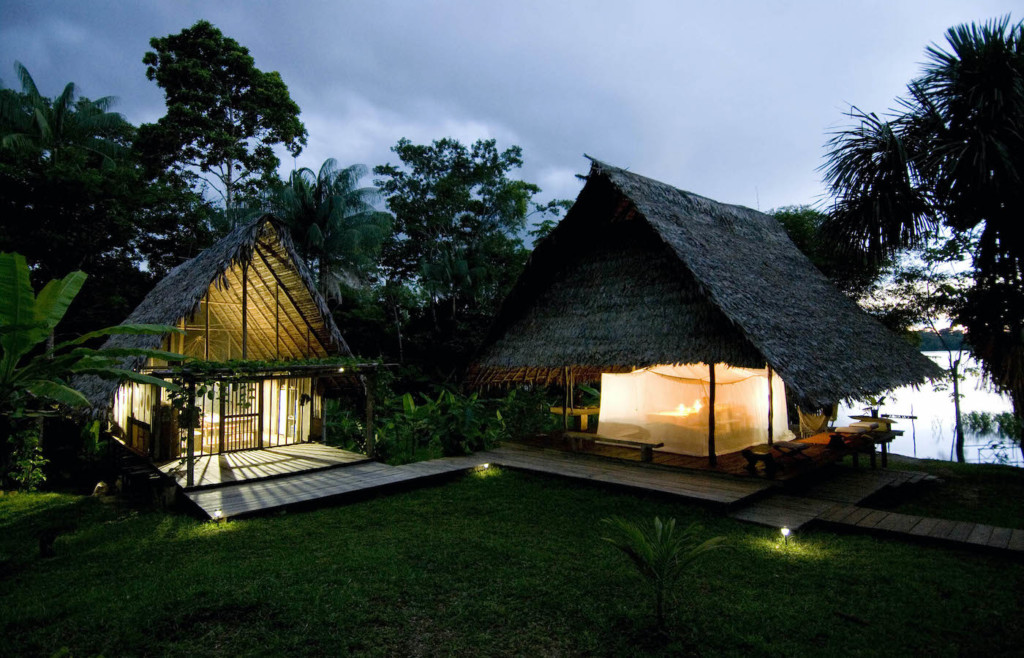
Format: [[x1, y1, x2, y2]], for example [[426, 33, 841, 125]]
[[0, 251, 182, 416]]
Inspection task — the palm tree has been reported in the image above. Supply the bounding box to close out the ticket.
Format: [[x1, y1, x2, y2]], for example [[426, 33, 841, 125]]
[[602, 516, 725, 630], [0, 62, 130, 168], [278, 159, 391, 302], [822, 16, 1024, 458]]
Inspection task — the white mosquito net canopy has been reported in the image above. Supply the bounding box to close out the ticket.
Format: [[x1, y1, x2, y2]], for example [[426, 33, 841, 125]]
[[597, 363, 792, 456]]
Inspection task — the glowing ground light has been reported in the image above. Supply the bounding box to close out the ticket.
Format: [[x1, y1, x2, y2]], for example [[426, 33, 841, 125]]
[[212, 509, 225, 523], [781, 526, 791, 545], [338, 367, 345, 373]]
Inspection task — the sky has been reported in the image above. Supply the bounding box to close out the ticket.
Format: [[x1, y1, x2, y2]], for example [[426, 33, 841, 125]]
[[1, 1, 1019, 215]]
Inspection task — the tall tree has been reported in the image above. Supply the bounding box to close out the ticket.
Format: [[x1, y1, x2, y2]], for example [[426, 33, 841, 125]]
[[138, 20, 307, 213], [276, 159, 391, 302], [1, 61, 128, 168], [0, 63, 215, 339], [375, 138, 564, 321], [822, 16, 1024, 450]]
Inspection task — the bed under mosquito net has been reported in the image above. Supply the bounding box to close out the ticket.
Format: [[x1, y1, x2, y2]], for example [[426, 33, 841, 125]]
[[597, 364, 793, 456]]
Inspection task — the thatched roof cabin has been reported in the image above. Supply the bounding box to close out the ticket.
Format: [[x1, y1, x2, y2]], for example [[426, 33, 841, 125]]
[[79, 214, 352, 410], [470, 159, 939, 411]]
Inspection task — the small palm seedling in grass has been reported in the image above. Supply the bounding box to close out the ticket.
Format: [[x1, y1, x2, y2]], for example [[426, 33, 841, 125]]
[[602, 516, 726, 630]]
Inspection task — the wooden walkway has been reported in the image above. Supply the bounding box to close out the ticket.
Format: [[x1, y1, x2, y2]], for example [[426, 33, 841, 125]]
[[185, 455, 480, 518], [730, 468, 937, 529], [488, 442, 771, 506], [816, 505, 1024, 553], [159, 443, 368, 489], [178, 442, 1023, 556]]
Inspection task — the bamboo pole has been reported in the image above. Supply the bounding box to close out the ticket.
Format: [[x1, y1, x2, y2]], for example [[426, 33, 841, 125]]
[[241, 261, 248, 359], [185, 377, 196, 488], [364, 371, 376, 459], [708, 363, 717, 466], [204, 292, 210, 360]]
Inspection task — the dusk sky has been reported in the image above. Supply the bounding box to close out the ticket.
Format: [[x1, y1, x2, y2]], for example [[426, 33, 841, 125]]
[[2, 1, 1019, 215]]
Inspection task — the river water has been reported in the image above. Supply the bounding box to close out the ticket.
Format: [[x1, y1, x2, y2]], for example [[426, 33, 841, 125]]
[[836, 351, 1021, 466]]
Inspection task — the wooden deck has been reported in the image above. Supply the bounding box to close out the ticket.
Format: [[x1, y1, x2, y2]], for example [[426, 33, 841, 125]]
[[488, 442, 772, 506], [158, 443, 369, 489], [185, 455, 480, 518], [517, 432, 845, 480], [174, 442, 1024, 556]]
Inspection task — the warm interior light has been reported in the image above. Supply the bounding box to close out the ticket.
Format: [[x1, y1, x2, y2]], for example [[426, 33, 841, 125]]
[[655, 400, 704, 417], [278, 388, 288, 435]]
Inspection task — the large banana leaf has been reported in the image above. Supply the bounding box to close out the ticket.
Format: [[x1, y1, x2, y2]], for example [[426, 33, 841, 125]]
[[51, 323, 182, 353], [25, 380, 92, 408], [0, 252, 42, 379], [34, 269, 86, 335]]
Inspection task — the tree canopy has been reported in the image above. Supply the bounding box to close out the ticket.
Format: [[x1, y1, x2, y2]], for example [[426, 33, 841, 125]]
[[138, 20, 307, 212], [822, 15, 1024, 427], [0, 63, 215, 339]]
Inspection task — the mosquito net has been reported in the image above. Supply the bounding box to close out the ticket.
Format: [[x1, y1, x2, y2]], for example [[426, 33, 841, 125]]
[[598, 363, 792, 456]]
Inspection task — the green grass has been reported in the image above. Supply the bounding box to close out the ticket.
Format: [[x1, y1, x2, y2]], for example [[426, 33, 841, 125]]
[[2, 469, 1022, 657], [878, 456, 1024, 528]]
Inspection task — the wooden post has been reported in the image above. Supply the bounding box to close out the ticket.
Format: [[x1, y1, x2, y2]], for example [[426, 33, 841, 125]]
[[257, 379, 265, 448], [708, 363, 717, 466], [364, 371, 376, 459], [218, 382, 226, 453], [241, 261, 249, 359], [185, 377, 196, 488], [562, 367, 570, 430], [767, 365, 774, 446], [204, 292, 210, 360], [274, 281, 280, 359]]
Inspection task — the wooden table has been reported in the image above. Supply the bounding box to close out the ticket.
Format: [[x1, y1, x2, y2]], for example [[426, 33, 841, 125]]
[[550, 406, 601, 431]]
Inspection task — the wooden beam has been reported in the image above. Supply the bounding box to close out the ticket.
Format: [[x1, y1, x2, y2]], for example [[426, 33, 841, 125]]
[[708, 363, 717, 467], [241, 261, 249, 359], [364, 371, 376, 459], [186, 378, 196, 488], [247, 255, 305, 359], [767, 365, 774, 446], [204, 292, 210, 360], [253, 243, 329, 356]]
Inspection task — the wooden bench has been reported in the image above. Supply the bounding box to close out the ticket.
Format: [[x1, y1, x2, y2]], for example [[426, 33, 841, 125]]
[[563, 431, 664, 462], [741, 442, 810, 478]]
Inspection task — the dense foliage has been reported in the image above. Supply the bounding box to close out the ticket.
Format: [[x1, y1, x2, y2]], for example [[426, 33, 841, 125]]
[[822, 16, 1024, 444], [0, 253, 179, 489], [138, 20, 307, 213], [0, 63, 215, 340], [370, 137, 567, 378]]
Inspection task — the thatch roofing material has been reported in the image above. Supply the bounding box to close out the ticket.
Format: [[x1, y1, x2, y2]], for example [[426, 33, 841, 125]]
[[78, 215, 352, 409], [471, 160, 940, 408]]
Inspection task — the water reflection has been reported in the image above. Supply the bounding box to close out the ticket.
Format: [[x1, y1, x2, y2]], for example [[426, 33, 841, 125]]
[[836, 352, 1021, 466]]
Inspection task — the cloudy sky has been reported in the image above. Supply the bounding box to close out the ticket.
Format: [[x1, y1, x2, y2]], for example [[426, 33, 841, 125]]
[[1, 1, 1018, 214]]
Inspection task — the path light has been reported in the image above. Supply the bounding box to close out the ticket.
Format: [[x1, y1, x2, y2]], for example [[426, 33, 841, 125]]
[[212, 509, 225, 523], [338, 367, 345, 373], [780, 526, 791, 546]]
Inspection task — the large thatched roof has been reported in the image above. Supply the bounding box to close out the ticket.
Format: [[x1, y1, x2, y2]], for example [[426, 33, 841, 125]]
[[470, 159, 940, 408], [79, 215, 352, 408]]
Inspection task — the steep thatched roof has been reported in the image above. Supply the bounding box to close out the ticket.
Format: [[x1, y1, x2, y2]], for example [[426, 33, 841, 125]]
[[78, 215, 352, 408], [470, 159, 940, 408]]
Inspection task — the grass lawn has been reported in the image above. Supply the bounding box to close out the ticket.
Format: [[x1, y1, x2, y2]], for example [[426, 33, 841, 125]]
[[873, 456, 1024, 528], [2, 468, 1022, 657]]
